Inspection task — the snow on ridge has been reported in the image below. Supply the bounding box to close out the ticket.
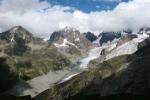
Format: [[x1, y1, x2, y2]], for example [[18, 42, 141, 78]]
[[54, 38, 78, 48]]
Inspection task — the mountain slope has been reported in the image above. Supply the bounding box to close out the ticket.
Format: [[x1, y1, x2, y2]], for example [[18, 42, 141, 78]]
[[0, 26, 72, 94], [36, 37, 150, 100]]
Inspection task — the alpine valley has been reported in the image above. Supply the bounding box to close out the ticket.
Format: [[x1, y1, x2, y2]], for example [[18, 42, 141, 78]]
[[0, 26, 150, 100]]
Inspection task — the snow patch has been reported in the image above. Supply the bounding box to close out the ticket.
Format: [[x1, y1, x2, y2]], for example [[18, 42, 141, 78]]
[[75, 38, 80, 41], [43, 37, 49, 41], [10, 36, 15, 42], [54, 38, 78, 48], [59, 73, 79, 83]]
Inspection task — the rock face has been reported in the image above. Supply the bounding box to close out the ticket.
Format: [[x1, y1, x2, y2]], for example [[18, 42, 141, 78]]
[[83, 32, 98, 42], [39, 38, 150, 100], [0, 26, 33, 43], [49, 27, 92, 61], [49, 27, 91, 48], [99, 32, 122, 45]]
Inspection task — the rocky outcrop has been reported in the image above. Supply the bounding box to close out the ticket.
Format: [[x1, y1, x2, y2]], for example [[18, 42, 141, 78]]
[[100, 48, 107, 55], [99, 32, 121, 45], [83, 32, 98, 42]]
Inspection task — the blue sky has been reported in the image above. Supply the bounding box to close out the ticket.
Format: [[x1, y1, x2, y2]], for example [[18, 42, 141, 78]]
[[0, 0, 150, 38], [47, 0, 130, 13]]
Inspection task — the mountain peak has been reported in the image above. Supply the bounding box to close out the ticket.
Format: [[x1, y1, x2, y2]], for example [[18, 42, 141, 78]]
[[63, 26, 78, 32], [10, 26, 24, 31], [0, 26, 33, 43], [49, 26, 80, 44]]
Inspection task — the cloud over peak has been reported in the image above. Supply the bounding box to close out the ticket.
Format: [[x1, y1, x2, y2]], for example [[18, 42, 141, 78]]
[[0, 0, 150, 38]]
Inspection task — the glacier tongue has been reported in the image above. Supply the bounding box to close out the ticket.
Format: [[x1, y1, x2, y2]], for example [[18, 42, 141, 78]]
[[79, 38, 119, 68], [79, 33, 149, 68], [80, 47, 103, 68]]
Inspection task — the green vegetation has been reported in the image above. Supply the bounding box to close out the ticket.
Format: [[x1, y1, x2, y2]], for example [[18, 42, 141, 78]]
[[97, 55, 128, 72], [0, 47, 71, 93], [41, 55, 128, 100], [4, 48, 71, 81]]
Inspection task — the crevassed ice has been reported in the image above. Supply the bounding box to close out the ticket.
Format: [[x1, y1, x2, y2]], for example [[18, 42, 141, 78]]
[[106, 33, 149, 60]]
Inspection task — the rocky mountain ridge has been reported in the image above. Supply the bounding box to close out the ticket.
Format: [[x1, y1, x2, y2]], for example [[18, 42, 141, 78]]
[[36, 36, 150, 100], [0, 26, 72, 94], [0, 25, 150, 100], [49, 27, 93, 62]]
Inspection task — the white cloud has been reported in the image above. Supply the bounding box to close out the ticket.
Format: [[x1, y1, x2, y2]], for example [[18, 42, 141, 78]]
[[0, 0, 150, 38]]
